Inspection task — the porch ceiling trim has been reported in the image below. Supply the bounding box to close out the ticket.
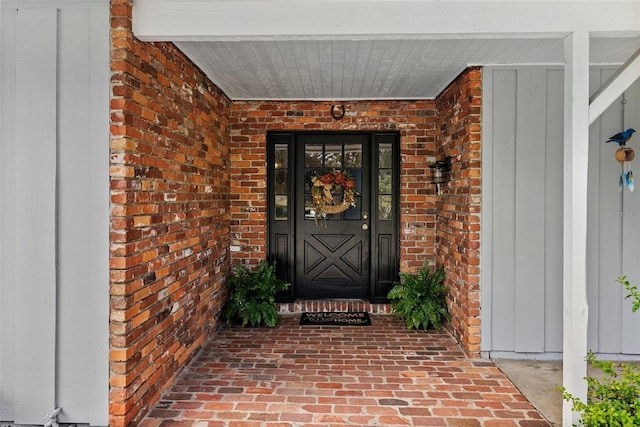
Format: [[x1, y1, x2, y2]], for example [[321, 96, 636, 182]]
[[132, 0, 640, 41]]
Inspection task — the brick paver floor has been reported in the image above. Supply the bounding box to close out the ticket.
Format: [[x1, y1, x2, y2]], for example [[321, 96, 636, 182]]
[[140, 314, 551, 427]]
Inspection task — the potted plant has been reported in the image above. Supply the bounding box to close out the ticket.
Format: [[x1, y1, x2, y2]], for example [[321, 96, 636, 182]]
[[222, 260, 290, 327], [387, 263, 450, 330]]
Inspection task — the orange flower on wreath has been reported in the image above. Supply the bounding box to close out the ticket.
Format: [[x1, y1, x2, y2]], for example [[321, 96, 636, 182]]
[[320, 173, 334, 185], [343, 179, 356, 189]]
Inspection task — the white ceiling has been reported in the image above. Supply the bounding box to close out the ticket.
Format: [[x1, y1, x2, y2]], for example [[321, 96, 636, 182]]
[[134, 0, 640, 101], [176, 37, 640, 100]]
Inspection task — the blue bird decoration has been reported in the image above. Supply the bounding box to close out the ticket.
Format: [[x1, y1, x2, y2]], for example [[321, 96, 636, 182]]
[[606, 128, 636, 146], [606, 128, 636, 192]]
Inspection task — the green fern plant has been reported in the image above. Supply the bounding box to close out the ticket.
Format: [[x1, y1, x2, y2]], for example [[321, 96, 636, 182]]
[[223, 260, 290, 327], [387, 263, 450, 330]]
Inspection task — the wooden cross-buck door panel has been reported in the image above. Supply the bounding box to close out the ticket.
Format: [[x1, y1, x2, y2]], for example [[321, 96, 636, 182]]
[[268, 132, 399, 302]]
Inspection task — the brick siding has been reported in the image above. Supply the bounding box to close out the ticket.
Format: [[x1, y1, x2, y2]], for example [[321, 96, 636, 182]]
[[229, 100, 441, 269], [435, 68, 483, 356], [228, 89, 482, 355], [109, 1, 483, 420], [109, 1, 231, 425]]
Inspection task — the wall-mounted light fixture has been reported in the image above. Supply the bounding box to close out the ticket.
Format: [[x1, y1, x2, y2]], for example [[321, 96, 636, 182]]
[[428, 156, 451, 194], [429, 156, 451, 184]]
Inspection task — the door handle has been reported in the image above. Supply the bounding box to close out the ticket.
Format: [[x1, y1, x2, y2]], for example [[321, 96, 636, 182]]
[[362, 223, 369, 230]]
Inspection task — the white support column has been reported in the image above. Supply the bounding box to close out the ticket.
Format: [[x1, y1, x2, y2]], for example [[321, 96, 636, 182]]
[[563, 31, 590, 427]]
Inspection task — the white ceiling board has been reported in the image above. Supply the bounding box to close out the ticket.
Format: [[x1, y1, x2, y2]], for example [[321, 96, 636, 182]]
[[176, 37, 640, 100]]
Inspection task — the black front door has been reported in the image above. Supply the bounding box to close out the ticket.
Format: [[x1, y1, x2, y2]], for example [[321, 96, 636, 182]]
[[295, 134, 370, 299], [268, 132, 399, 302]]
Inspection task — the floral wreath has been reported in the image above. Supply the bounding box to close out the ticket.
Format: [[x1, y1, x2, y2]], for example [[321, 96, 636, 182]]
[[311, 170, 357, 227]]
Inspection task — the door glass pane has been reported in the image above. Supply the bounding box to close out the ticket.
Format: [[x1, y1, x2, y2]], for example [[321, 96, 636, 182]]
[[378, 170, 392, 194], [344, 144, 362, 168], [305, 144, 323, 167], [305, 141, 364, 222], [304, 169, 322, 193], [349, 169, 362, 193], [275, 170, 288, 194], [275, 144, 288, 169], [275, 195, 288, 220], [304, 194, 316, 220], [324, 144, 343, 168], [377, 142, 393, 220], [343, 197, 361, 220], [379, 143, 392, 168], [273, 144, 289, 221], [378, 195, 392, 220]]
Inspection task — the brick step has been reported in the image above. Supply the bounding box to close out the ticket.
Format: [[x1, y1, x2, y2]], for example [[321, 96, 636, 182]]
[[276, 300, 392, 314]]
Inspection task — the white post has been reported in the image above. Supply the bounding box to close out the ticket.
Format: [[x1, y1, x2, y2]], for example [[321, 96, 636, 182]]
[[563, 31, 590, 427]]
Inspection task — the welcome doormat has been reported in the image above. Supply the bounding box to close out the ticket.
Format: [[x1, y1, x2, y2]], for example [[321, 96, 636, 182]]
[[300, 312, 371, 326]]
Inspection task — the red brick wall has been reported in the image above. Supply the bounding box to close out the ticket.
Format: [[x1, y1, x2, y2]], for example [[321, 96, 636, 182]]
[[434, 68, 483, 357], [229, 101, 440, 270], [109, 1, 231, 425], [107, 11, 482, 418], [229, 94, 482, 356]]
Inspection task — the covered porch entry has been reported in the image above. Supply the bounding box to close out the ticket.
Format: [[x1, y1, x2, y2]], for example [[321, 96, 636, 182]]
[[134, 2, 640, 425], [2, 1, 639, 426]]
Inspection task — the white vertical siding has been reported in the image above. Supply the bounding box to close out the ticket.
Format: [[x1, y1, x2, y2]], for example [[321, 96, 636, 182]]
[[13, 8, 58, 422], [487, 69, 517, 352], [587, 69, 640, 356], [589, 70, 640, 355], [57, 7, 93, 416], [0, 6, 18, 422], [543, 69, 564, 352], [87, 7, 111, 423], [620, 78, 640, 354], [484, 67, 566, 354], [482, 66, 640, 357], [57, 6, 111, 424], [590, 69, 625, 354], [0, 2, 110, 425], [586, 70, 604, 351], [514, 68, 547, 353]]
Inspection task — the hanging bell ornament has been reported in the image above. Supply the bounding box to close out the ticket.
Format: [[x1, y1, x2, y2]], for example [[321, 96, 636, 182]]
[[615, 147, 635, 163]]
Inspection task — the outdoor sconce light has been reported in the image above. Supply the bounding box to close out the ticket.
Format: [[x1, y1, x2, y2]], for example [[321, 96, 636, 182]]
[[429, 156, 451, 184], [428, 156, 452, 194]]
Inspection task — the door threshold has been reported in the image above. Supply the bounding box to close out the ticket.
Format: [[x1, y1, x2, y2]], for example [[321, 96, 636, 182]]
[[277, 300, 391, 314]]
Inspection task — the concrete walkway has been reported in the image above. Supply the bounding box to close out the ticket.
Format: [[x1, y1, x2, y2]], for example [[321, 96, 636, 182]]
[[141, 314, 551, 426], [495, 357, 640, 427], [494, 360, 563, 427]]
